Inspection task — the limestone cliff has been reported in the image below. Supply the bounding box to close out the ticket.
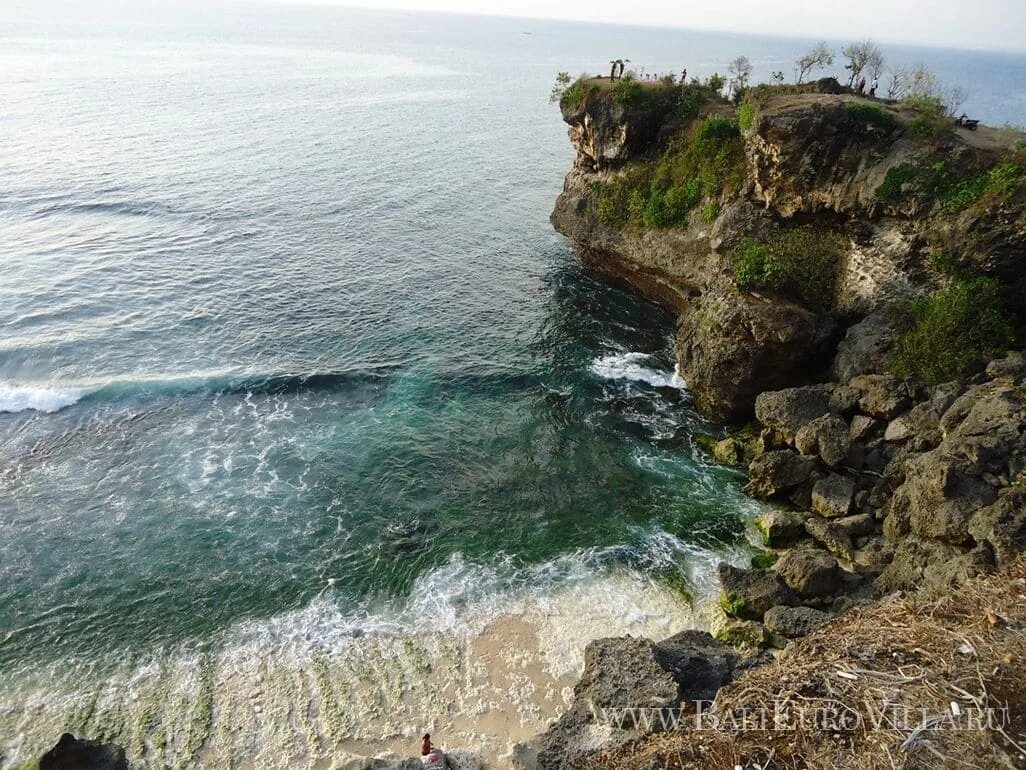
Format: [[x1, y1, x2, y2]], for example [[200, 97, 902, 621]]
[[552, 80, 1026, 421]]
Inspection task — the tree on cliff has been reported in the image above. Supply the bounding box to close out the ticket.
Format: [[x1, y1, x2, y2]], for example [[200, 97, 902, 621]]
[[728, 55, 752, 94], [794, 42, 834, 84], [841, 40, 884, 89]]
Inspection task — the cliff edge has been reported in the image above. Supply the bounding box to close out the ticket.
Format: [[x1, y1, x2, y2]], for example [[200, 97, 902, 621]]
[[552, 78, 1026, 421]]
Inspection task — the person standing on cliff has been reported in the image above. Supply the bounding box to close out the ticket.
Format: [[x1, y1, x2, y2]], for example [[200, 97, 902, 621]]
[[857, 76, 867, 94], [681, 67, 687, 83], [869, 76, 879, 97]]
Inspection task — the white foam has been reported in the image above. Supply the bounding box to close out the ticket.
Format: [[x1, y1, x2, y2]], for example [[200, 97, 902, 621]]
[[0, 539, 741, 769], [0, 383, 84, 413], [590, 352, 685, 389]]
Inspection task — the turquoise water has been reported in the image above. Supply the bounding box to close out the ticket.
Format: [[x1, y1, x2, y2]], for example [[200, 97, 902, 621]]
[[2, 3, 1025, 766]]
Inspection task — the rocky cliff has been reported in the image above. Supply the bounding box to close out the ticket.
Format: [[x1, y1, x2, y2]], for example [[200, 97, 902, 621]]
[[539, 77, 1026, 769], [552, 79, 1026, 421]]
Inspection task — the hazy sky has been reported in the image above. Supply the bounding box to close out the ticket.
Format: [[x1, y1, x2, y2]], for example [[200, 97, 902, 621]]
[[273, 0, 1026, 52]]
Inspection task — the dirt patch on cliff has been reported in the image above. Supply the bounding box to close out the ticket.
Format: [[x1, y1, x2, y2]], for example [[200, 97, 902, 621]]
[[577, 560, 1026, 769]]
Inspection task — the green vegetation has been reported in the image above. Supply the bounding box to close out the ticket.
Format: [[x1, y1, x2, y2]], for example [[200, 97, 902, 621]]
[[845, 102, 896, 128], [891, 277, 1014, 385], [701, 200, 720, 224], [594, 116, 746, 230], [719, 592, 746, 618], [750, 549, 779, 569], [902, 94, 950, 142], [876, 150, 1025, 213], [737, 100, 757, 131], [732, 226, 848, 311]]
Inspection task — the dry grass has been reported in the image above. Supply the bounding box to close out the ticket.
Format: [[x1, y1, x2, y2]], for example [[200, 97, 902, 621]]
[[579, 561, 1026, 770]]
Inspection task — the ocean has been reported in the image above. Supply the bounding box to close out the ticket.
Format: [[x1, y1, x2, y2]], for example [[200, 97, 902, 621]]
[[2, 2, 1025, 766]]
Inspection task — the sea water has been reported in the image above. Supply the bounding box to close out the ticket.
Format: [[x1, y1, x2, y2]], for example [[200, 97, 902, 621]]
[[2, 2, 1025, 767]]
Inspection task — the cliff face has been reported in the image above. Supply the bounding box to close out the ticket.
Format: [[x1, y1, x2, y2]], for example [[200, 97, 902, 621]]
[[536, 83, 1026, 770], [552, 83, 1026, 421]]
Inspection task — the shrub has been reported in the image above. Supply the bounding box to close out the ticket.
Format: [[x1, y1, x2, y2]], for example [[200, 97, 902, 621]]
[[891, 277, 1014, 385], [732, 226, 847, 311], [941, 161, 1025, 212], [845, 102, 896, 128], [701, 201, 720, 224], [902, 94, 949, 142], [593, 116, 746, 230], [738, 100, 757, 132]]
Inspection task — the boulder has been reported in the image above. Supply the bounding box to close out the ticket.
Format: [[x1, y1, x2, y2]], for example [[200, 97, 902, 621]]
[[676, 290, 821, 422], [876, 536, 994, 592], [652, 630, 739, 701], [849, 414, 880, 442], [745, 450, 818, 499], [773, 549, 845, 598], [763, 605, 833, 639], [755, 385, 835, 442], [985, 351, 1026, 382], [718, 563, 796, 619], [811, 474, 855, 518], [831, 309, 905, 381], [794, 413, 851, 467], [533, 631, 743, 770], [849, 374, 911, 420], [755, 509, 808, 547], [969, 487, 1026, 565], [533, 636, 681, 770], [39, 735, 128, 770], [805, 517, 855, 561]]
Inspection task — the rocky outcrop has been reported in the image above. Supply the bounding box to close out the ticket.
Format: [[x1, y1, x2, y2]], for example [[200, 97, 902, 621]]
[[39, 734, 129, 770], [561, 81, 677, 171], [528, 632, 747, 770], [711, 351, 1026, 648], [552, 84, 1025, 421]]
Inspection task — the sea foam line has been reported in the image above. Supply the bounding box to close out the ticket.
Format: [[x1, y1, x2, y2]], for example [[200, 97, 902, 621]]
[[590, 352, 685, 389]]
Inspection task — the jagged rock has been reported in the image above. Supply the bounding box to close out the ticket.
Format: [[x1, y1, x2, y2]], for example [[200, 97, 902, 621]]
[[849, 414, 880, 442], [755, 385, 835, 442], [805, 517, 855, 561], [763, 605, 833, 639], [773, 549, 845, 598], [533, 636, 680, 770], [811, 474, 855, 518], [985, 351, 1026, 382], [969, 487, 1026, 565], [834, 513, 877, 539], [832, 309, 905, 380], [330, 755, 425, 770], [560, 83, 677, 170], [532, 631, 745, 770], [39, 734, 128, 770], [876, 536, 994, 592], [755, 509, 808, 547], [652, 630, 739, 701], [676, 290, 821, 422], [745, 450, 818, 499], [718, 563, 796, 619], [712, 437, 744, 465], [793, 413, 851, 467], [850, 374, 911, 420], [884, 416, 915, 442]]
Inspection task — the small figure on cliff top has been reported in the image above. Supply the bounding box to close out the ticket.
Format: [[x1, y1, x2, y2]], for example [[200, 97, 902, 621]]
[[869, 77, 879, 97], [681, 67, 687, 82], [857, 76, 867, 94], [421, 734, 447, 769]]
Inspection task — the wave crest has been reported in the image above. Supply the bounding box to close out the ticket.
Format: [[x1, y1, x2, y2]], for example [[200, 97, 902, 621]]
[[0, 383, 85, 414]]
